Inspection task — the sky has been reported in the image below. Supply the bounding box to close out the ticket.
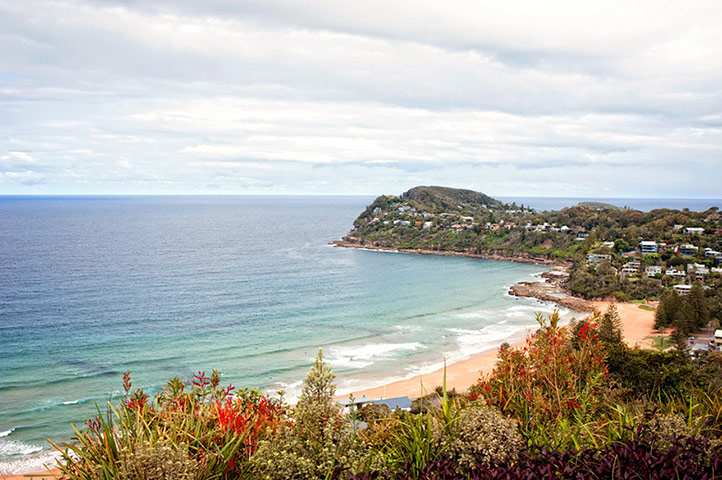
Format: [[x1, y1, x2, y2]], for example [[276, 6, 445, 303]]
[[1, 1, 721, 197]]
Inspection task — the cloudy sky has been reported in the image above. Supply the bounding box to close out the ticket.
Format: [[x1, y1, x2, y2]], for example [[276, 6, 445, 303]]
[[1, 1, 721, 197]]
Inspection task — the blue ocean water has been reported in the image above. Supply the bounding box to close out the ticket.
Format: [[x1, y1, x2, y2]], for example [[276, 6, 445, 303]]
[[0, 195, 574, 473]]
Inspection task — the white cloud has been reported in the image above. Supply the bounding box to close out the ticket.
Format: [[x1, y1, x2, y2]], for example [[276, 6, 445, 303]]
[[0, 0, 721, 196]]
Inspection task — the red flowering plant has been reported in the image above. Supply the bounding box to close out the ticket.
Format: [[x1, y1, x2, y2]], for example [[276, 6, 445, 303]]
[[469, 311, 609, 448], [52, 370, 287, 480]]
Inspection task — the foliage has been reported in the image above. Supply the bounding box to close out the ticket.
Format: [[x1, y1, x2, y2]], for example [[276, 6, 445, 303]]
[[51, 370, 285, 480], [468, 311, 609, 447], [345, 436, 722, 480], [435, 405, 522, 474], [251, 349, 361, 480], [597, 304, 623, 345]]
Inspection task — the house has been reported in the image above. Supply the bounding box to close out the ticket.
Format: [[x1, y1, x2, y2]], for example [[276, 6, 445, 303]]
[[713, 330, 722, 351], [645, 265, 662, 277], [399, 220, 411, 226], [640, 241, 658, 254], [679, 244, 699, 256], [423, 221, 433, 229], [685, 227, 705, 235], [602, 241, 615, 248], [687, 263, 709, 280], [665, 268, 686, 277], [712, 267, 722, 274], [414, 221, 423, 227], [587, 253, 611, 263], [576, 231, 589, 240], [621, 261, 640, 277], [705, 213, 721, 222], [674, 284, 692, 296]]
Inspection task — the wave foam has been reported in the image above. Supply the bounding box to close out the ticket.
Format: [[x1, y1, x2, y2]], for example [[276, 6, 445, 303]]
[[326, 342, 423, 369], [0, 439, 43, 457], [0, 429, 14, 438]]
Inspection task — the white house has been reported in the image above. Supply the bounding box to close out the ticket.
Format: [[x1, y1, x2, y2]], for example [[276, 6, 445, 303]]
[[685, 227, 705, 235], [645, 266, 662, 277], [674, 284, 692, 295], [665, 268, 686, 277]]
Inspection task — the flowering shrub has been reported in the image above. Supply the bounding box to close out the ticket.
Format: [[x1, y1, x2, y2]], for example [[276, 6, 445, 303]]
[[469, 311, 608, 444], [52, 370, 285, 480]]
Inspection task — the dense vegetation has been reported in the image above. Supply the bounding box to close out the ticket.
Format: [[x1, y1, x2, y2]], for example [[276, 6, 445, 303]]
[[53, 309, 722, 479], [346, 185, 722, 310]]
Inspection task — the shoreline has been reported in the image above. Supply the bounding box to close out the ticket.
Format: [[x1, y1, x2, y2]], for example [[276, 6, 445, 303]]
[[331, 240, 657, 400]]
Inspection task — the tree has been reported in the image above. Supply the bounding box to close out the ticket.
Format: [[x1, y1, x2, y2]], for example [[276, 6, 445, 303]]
[[686, 283, 710, 332], [655, 289, 682, 330], [614, 239, 630, 254], [598, 304, 623, 345]]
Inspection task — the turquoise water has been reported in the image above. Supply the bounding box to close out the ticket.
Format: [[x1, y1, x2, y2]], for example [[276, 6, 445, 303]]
[[0, 196, 570, 474]]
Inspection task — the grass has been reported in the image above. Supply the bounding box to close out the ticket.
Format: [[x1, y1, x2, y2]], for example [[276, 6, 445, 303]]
[[651, 335, 674, 351], [638, 304, 656, 311]]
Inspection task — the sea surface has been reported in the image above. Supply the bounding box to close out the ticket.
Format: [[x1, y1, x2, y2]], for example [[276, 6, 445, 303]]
[[1, 194, 713, 474]]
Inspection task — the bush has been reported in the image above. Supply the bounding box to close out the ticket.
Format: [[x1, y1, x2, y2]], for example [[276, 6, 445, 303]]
[[52, 371, 285, 480], [436, 405, 521, 473], [251, 349, 361, 479]]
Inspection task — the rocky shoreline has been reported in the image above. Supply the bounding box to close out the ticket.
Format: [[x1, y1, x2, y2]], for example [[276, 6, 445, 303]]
[[331, 238, 595, 313]]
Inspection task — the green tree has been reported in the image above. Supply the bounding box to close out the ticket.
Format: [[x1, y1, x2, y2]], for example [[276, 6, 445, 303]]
[[655, 289, 682, 329], [598, 304, 623, 345], [686, 283, 710, 332], [252, 349, 359, 479], [614, 239, 630, 254]]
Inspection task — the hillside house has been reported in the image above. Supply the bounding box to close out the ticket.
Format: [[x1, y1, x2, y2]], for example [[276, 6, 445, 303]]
[[645, 265, 662, 277], [679, 244, 699, 256], [685, 227, 705, 235], [665, 268, 687, 278], [587, 253, 611, 263], [640, 241, 658, 254], [674, 284, 692, 296]]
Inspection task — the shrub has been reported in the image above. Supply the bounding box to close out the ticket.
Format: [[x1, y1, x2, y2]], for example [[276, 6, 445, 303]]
[[469, 311, 608, 440], [436, 405, 521, 473], [120, 442, 195, 480], [251, 349, 361, 479], [51, 371, 285, 480]]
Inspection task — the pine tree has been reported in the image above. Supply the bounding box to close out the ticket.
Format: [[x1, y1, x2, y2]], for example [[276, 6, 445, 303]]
[[598, 304, 623, 345], [656, 289, 682, 329], [686, 283, 710, 332]]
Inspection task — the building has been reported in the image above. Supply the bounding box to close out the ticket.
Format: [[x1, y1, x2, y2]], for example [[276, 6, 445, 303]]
[[713, 330, 722, 351], [665, 268, 686, 277], [679, 244, 699, 256], [674, 284, 692, 296], [645, 265, 662, 277], [587, 253, 611, 263], [685, 227, 705, 235], [687, 263, 709, 280], [640, 241, 658, 254]]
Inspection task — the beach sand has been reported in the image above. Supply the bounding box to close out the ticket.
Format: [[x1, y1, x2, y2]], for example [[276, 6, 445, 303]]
[[8, 301, 657, 479]]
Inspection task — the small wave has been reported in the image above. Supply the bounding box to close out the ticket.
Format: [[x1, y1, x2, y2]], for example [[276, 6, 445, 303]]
[[326, 342, 423, 369], [62, 400, 78, 405], [447, 324, 527, 356], [0, 439, 43, 457], [0, 429, 14, 438]]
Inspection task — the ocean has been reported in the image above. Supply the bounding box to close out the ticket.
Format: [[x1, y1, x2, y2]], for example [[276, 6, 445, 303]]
[[1, 194, 717, 474]]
